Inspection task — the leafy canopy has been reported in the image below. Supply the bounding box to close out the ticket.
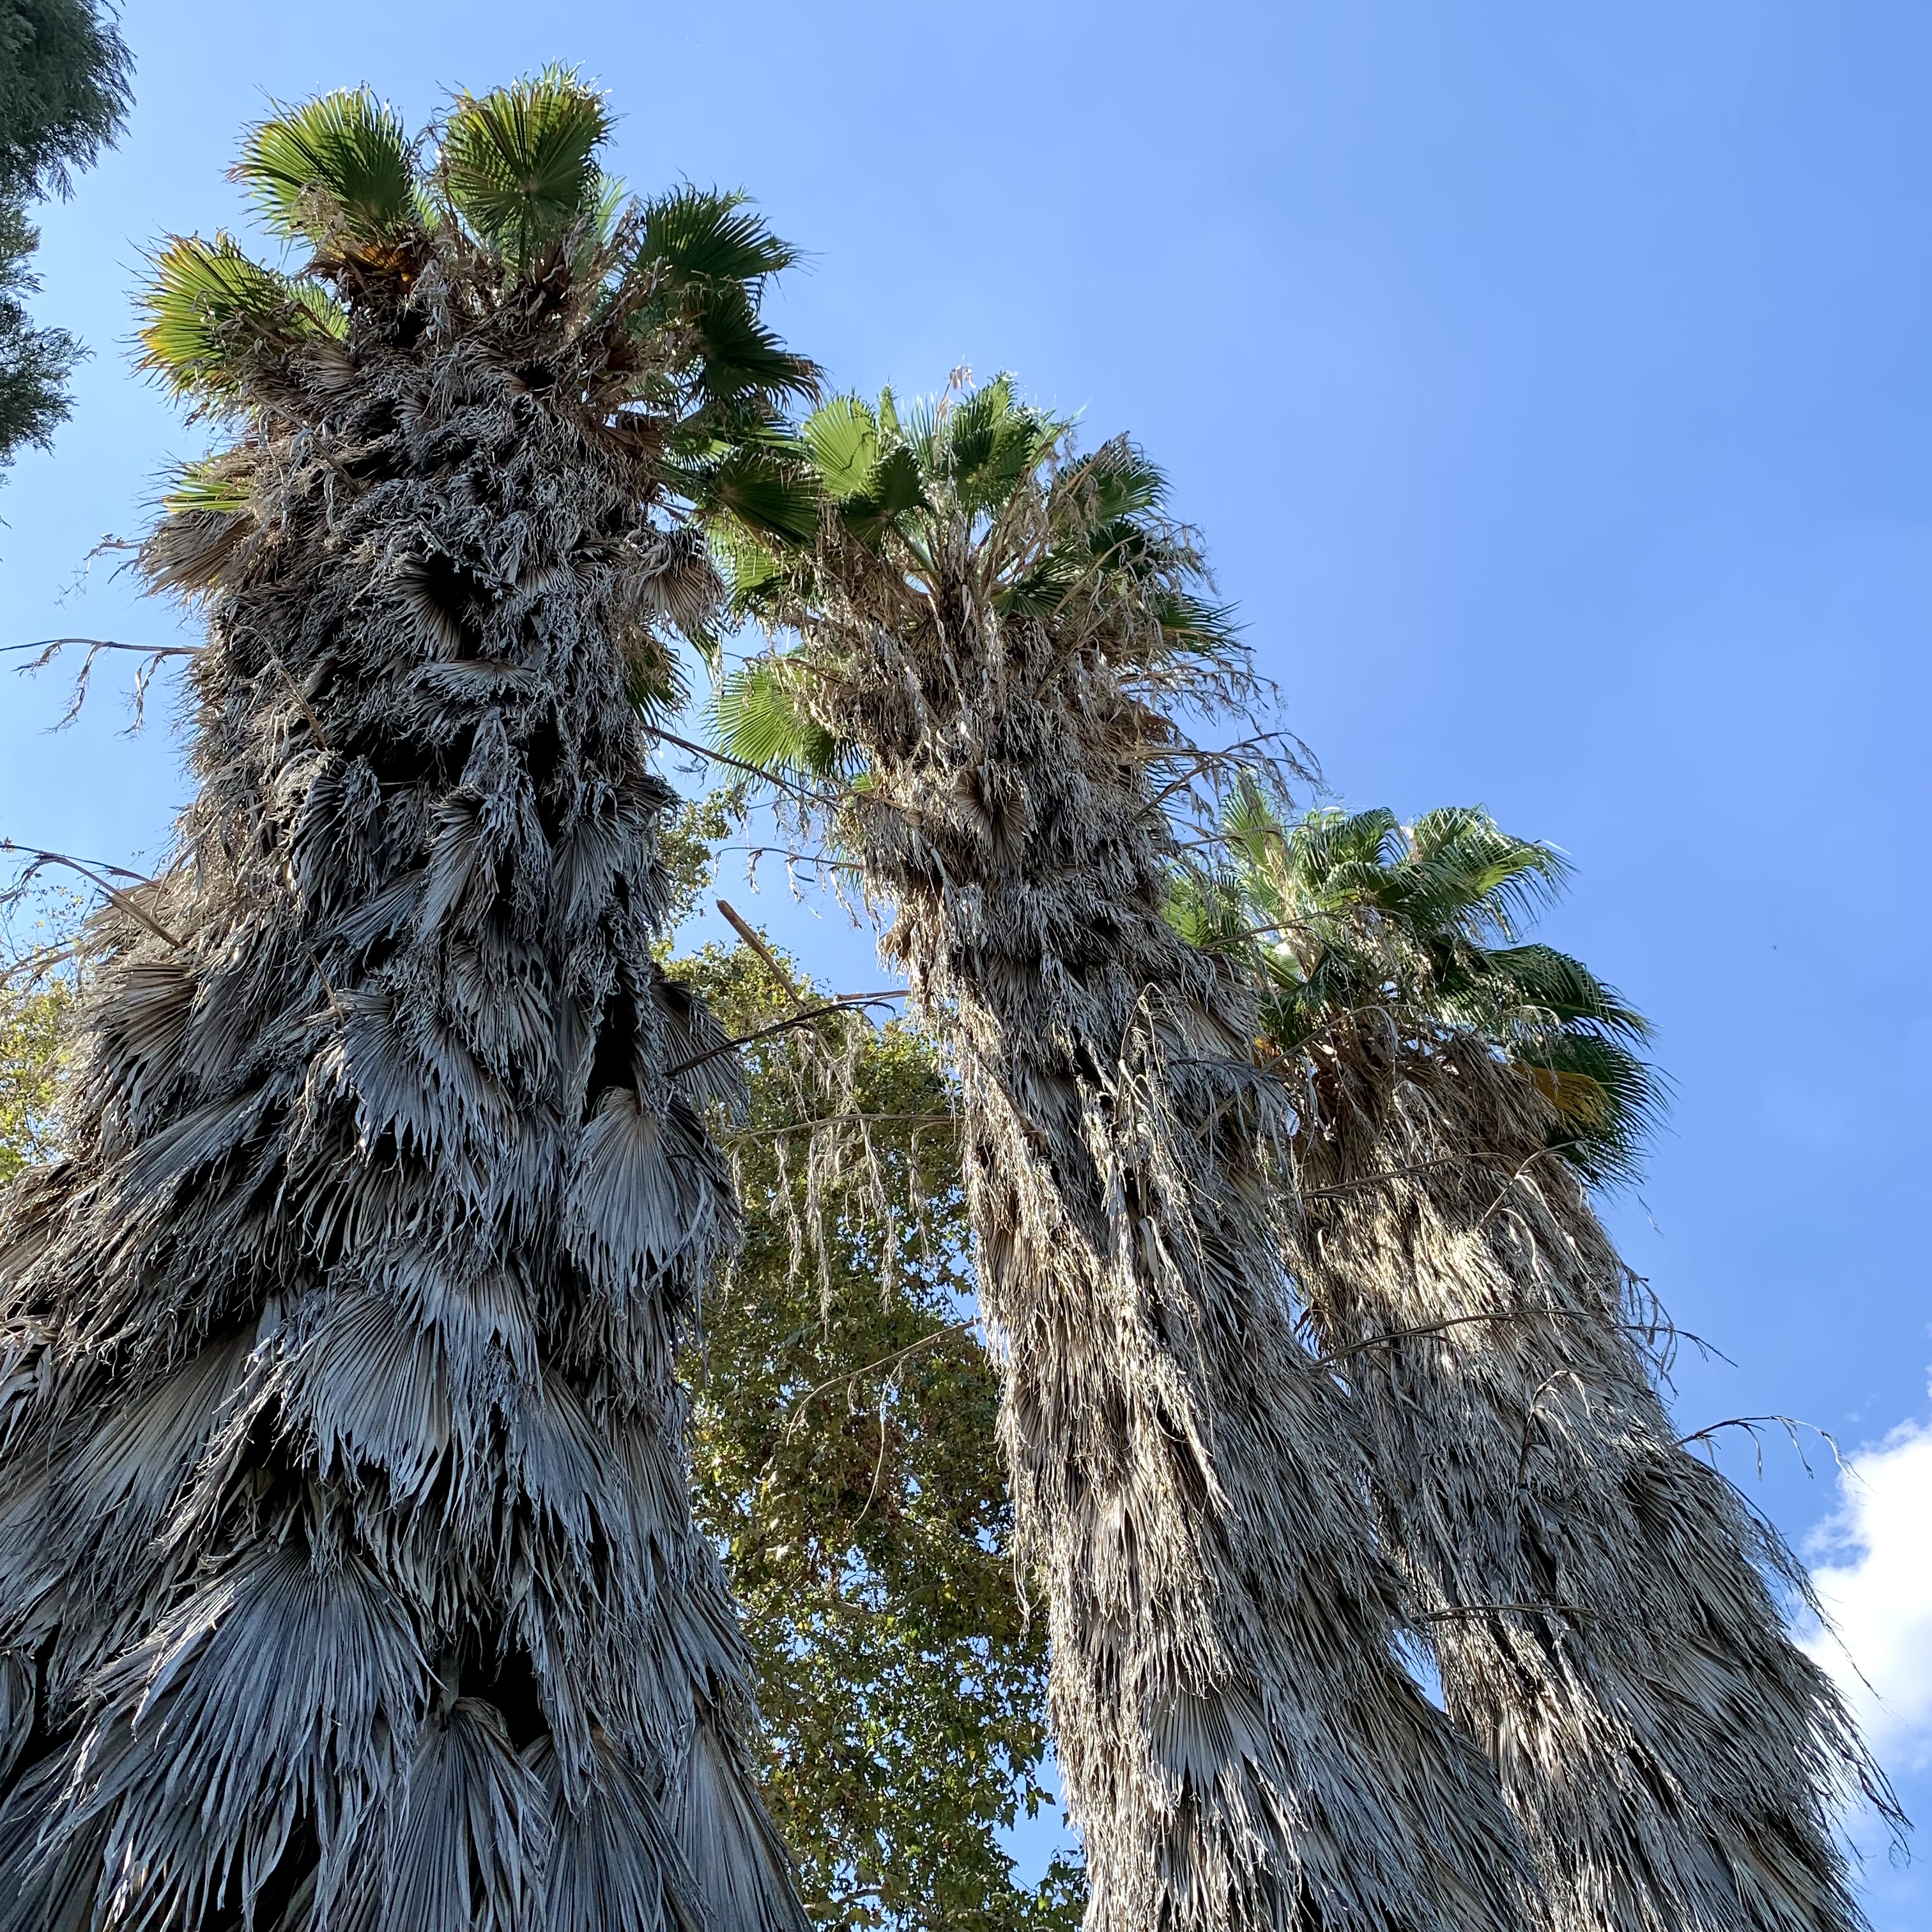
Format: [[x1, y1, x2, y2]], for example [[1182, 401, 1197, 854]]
[[670, 931, 1083, 1932], [1172, 783, 1662, 1185], [707, 373, 1238, 781]]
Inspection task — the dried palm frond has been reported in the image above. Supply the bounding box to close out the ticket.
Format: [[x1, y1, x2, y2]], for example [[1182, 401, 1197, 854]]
[[707, 376, 1531, 1932], [0, 74, 813, 1929], [1291, 1041, 1894, 1932]]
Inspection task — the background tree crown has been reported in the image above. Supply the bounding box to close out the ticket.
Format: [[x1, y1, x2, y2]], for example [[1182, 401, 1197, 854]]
[[1172, 783, 1664, 1186]]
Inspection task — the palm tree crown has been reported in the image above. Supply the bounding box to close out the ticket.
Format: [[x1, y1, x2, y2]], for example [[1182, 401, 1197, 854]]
[[1177, 792, 1660, 1185]]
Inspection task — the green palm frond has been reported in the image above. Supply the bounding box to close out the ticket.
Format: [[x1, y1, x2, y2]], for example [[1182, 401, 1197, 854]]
[[797, 394, 932, 544], [1460, 944, 1650, 1042], [137, 234, 346, 407], [713, 657, 839, 778], [441, 68, 613, 274], [1154, 592, 1241, 656], [1401, 806, 1568, 941], [938, 376, 1061, 518], [161, 454, 255, 516], [629, 190, 816, 415], [638, 186, 796, 286], [233, 90, 418, 250], [801, 395, 880, 501], [1515, 1030, 1664, 1186], [1192, 789, 1663, 1183], [687, 282, 818, 409], [693, 446, 822, 546], [708, 519, 789, 627], [1052, 441, 1165, 539]]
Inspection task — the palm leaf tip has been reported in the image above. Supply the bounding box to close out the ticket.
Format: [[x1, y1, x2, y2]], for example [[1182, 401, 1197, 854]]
[[441, 66, 616, 272], [640, 185, 797, 285], [233, 89, 417, 249]]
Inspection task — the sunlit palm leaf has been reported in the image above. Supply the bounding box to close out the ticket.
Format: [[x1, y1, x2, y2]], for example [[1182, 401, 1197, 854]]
[[441, 68, 613, 273], [800, 395, 879, 502], [234, 89, 417, 247], [137, 234, 345, 406], [713, 659, 838, 778]]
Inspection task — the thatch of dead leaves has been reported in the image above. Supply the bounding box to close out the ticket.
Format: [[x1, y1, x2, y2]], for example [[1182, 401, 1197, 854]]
[[709, 379, 1533, 1932], [0, 76, 818, 1932], [1293, 1039, 1894, 1932]]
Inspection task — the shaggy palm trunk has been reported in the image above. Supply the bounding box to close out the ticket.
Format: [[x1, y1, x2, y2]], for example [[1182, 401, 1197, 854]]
[[1292, 1036, 1887, 1932], [811, 597, 1528, 1932], [0, 302, 803, 1925]]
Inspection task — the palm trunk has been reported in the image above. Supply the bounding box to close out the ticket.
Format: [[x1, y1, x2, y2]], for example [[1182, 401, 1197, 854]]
[[1292, 1035, 1889, 1932], [813, 592, 1528, 1932], [0, 303, 802, 1928]]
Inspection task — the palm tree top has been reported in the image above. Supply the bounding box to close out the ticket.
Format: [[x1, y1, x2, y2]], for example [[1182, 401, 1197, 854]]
[[707, 371, 1245, 780], [1176, 783, 1664, 1186], [136, 71, 815, 480]]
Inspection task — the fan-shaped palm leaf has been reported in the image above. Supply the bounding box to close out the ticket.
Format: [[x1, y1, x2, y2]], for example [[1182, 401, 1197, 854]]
[[441, 68, 613, 273], [234, 90, 418, 250], [638, 186, 796, 286], [713, 658, 839, 778], [137, 234, 345, 407]]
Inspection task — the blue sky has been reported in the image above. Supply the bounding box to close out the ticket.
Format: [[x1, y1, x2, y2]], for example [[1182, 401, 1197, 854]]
[[4, 3, 1928, 1921]]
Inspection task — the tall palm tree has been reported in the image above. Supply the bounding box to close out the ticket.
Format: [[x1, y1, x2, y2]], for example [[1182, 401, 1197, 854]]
[[0, 76, 817, 1929], [1177, 793, 1897, 1932], [709, 379, 1529, 1932]]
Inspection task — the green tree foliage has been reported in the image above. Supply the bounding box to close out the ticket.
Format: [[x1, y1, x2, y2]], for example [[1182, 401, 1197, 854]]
[[0, 966, 66, 1183], [0, 0, 132, 471], [671, 933, 1081, 1932], [0, 892, 80, 1183]]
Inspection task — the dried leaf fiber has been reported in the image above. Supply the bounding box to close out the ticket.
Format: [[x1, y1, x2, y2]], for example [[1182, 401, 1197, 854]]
[[1293, 1035, 1894, 1932]]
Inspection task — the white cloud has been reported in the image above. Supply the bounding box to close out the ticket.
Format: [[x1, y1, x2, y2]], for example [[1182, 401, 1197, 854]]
[[1804, 1415, 1932, 1777]]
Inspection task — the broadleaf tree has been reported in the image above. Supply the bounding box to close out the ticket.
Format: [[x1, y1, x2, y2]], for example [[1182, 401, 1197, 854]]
[[670, 928, 1083, 1932]]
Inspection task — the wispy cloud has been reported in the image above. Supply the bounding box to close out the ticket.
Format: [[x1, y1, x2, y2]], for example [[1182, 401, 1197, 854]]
[[1804, 1410, 1932, 1778]]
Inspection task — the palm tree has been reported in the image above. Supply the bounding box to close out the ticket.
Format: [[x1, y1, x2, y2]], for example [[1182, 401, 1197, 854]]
[[0, 75, 817, 1929], [1177, 793, 1897, 1932], [709, 379, 1529, 1932]]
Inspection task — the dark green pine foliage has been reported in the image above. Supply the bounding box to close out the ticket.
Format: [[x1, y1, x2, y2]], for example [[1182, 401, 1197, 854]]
[[0, 77, 818, 1929], [0, 0, 132, 469]]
